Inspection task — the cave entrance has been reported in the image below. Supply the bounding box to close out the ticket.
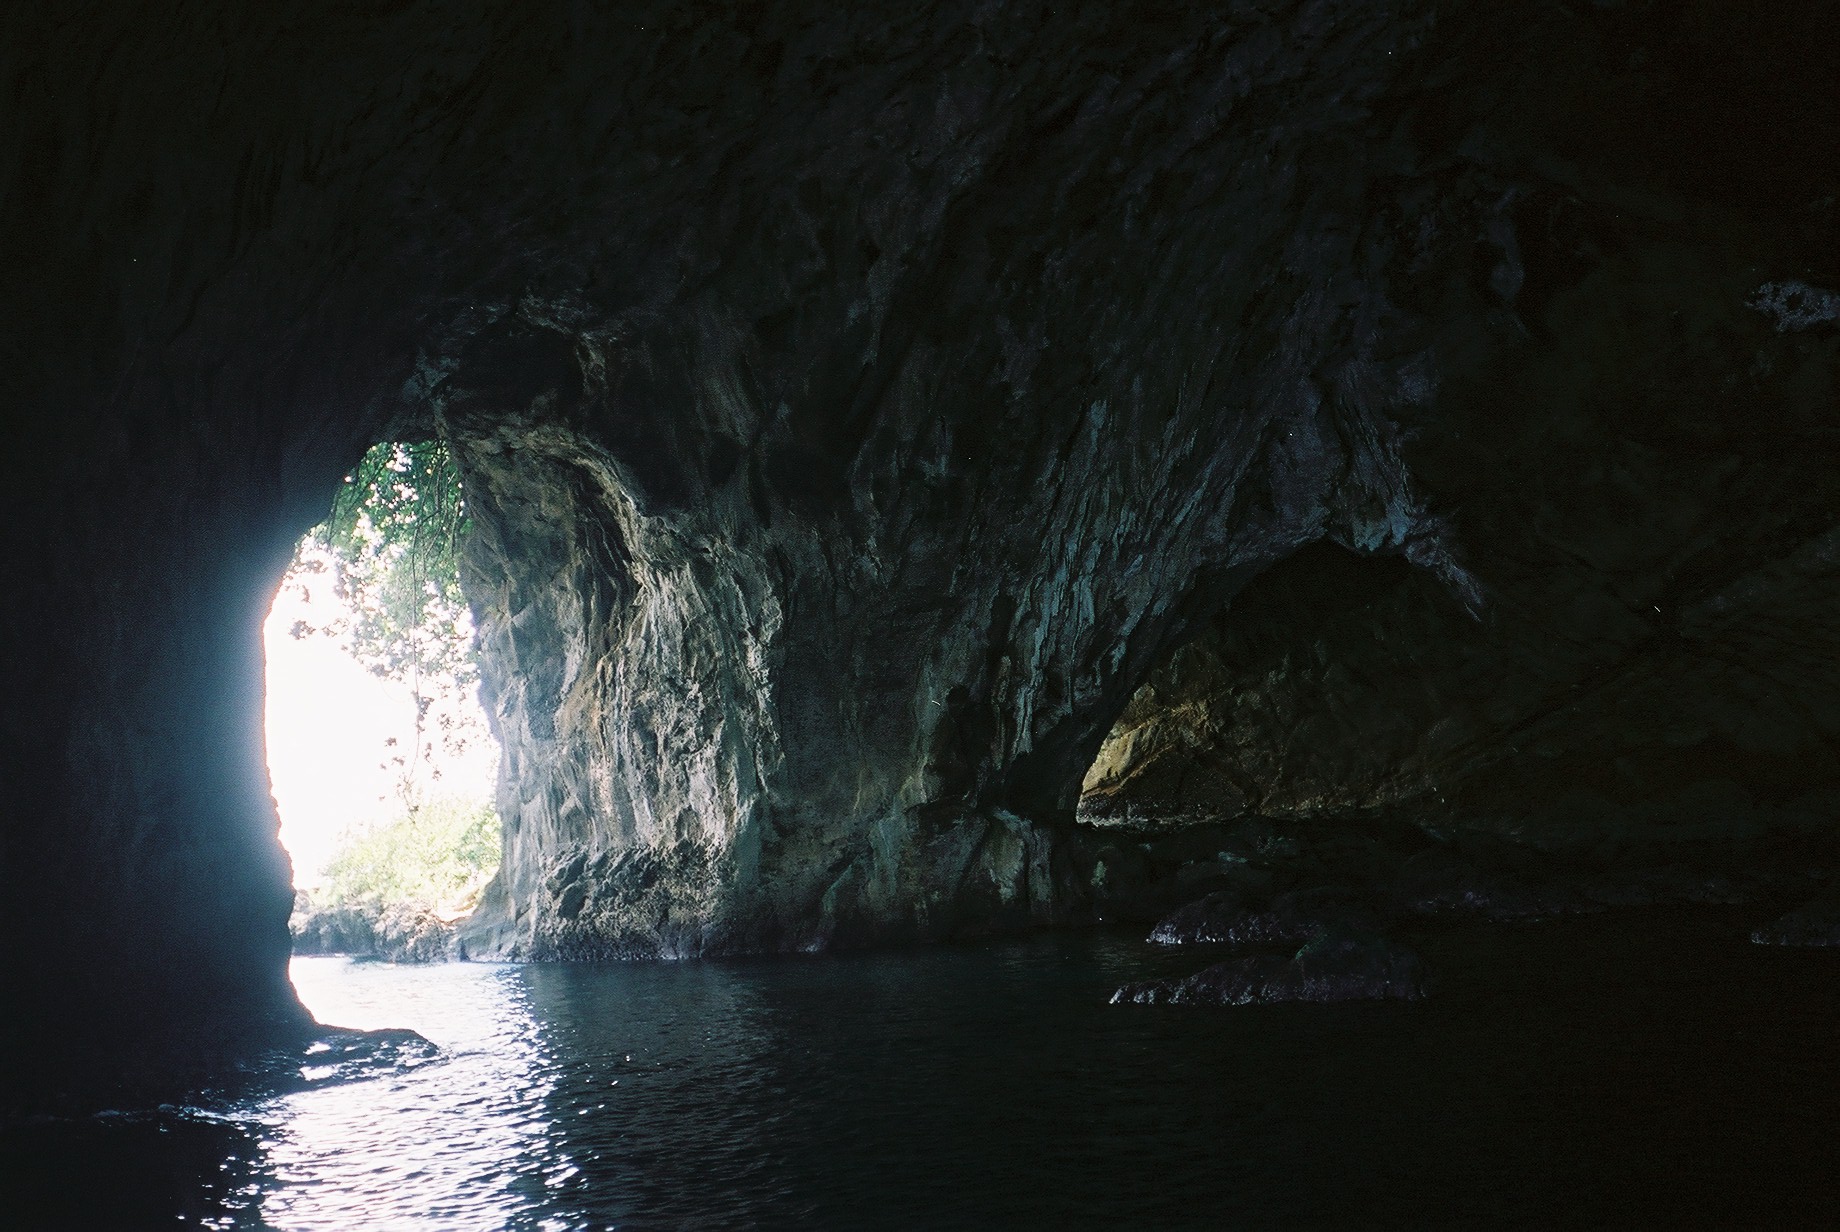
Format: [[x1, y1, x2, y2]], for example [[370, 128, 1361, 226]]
[[263, 440, 502, 951], [1076, 541, 1424, 831], [1069, 541, 1442, 919]]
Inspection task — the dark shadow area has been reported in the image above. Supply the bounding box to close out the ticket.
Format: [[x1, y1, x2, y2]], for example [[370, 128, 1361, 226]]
[[3, 1109, 276, 1230], [1079, 541, 1428, 828]]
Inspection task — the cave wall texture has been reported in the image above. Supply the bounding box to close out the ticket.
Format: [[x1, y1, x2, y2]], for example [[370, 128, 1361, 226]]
[[3, 0, 1837, 1093]]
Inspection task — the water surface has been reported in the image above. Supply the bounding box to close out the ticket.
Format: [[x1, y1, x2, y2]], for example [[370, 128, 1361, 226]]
[[12, 911, 1838, 1228]]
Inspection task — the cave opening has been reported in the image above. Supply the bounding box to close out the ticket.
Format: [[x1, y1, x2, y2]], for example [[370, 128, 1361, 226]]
[[1069, 541, 1473, 924], [264, 440, 503, 962], [1078, 540, 1426, 831]]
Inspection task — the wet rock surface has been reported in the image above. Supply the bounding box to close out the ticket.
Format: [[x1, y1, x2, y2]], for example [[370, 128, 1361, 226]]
[[1108, 815, 1836, 1005], [1148, 888, 1378, 948], [1751, 901, 1840, 947], [1114, 932, 1428, 1006], [1074, 799, 1835, 936]]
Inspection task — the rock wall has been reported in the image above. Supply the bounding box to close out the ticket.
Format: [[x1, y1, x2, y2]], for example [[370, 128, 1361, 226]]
[[0, 2, 503, 1097], [432, 1, 1839, 955], [437, 5, 1470, 956]]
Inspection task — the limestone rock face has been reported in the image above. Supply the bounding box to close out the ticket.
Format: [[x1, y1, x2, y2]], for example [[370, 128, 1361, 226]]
[[4, 0, 1839, 1094], [432, 4, 1499, 957], [434, 0, 1840, 957]]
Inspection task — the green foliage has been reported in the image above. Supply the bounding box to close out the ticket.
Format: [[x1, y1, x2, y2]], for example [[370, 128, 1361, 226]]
[[312, 438, 472, 689], [285, 438, 486, 801], [314, 795, 501, 914], [281, 437, 502, 914]]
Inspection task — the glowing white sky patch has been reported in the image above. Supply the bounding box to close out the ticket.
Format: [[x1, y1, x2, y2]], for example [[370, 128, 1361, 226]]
[[263, 573, 498, 888]]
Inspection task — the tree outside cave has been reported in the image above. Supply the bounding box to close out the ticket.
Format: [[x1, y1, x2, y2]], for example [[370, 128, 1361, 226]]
[[266, 438, 501, 961]]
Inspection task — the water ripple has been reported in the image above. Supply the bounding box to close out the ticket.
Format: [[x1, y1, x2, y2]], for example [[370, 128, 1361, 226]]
[[18, 920, 1831, 1228]]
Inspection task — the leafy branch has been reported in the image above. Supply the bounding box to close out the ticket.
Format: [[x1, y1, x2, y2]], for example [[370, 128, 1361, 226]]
[[283, 438, 484, 810]]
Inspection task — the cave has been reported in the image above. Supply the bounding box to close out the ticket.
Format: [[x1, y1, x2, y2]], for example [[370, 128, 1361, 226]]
[[5, 0, 1839, 1222]]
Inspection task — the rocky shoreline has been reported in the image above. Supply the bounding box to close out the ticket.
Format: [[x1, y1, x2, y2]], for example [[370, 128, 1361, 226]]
[[289, 896, 470, 964]]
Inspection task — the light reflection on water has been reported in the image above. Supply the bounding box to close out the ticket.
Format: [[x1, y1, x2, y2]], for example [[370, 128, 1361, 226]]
[[273, 956, 804, 1229], [9, 917, 1836, 1228], [264, 918, 1840, 1229], [269, 942, 1230, 1229], [266, 959, 560, 1229]]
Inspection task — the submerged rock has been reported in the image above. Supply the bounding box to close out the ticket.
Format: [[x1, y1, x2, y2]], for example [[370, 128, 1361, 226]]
[[1750, 901, 1840, 947], [1385, 850, 1604, 923], [1148, 889, 1377, 947], [1114, 933, 1428, 1006], [284, 1027, 442, 1088]]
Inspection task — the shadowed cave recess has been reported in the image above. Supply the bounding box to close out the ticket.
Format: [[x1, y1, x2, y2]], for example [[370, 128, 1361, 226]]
[[3, 0, 1838, 1102]]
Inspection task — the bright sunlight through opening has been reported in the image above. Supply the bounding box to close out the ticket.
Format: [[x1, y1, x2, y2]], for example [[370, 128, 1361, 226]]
[[264, 556, 499, 889]]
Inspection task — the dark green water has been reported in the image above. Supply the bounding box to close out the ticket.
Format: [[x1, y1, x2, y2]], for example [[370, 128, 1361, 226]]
[[9, 911, 1838, 1228]]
